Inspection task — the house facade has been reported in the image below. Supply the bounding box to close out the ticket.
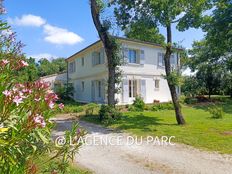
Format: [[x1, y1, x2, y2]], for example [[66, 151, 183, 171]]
[[39, 72, 67, 91], [66, 37, 181, 105]]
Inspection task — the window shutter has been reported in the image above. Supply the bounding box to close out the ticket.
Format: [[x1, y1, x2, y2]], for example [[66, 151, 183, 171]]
[[122, 79, 129, 103], [68, 63, 71, 73], [101, 79, 105, 102], [123, 48, 129, 64], [140, 50, 145, 65], [91, 80, 95, 102], [100, 48, 105, 64], [140, 79, 146, 101], [158, 53, 162, 66], [92, 52, 95, 66], [136, 50, 140, 64]]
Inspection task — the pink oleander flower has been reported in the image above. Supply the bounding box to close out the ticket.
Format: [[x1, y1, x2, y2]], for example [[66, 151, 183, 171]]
[[2, 90, 12, 97], [0, 59, 9, 66], [58, 103, 64, 109], [34, 97, 41, 102], [45, 92, 59, 102], [13, 96, 23, 106], [33, 114, 46, 128], [19, 60, 29, 67], [48, 102, 55, 109]]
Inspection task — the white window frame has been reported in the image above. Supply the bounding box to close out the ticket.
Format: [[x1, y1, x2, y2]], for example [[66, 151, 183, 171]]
[[129, 79, 139, 98], [155, 79, 160, 89], [69, 61, 76, 73], [158, 53, 165, 67], [128, 49, 137, 64]]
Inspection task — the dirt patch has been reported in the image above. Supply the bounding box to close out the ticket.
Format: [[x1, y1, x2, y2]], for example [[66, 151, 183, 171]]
[[221, 131, 232, 136]]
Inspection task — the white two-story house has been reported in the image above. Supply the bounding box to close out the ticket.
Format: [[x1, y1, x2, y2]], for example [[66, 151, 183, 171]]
[[66, 37, 181, 105]]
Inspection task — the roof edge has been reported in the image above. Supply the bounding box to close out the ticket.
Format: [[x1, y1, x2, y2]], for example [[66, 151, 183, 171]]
[[66, 36, 184, 61]]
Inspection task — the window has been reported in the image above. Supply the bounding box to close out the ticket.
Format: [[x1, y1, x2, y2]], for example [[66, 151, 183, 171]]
[[81, 57, 84, 66], [92, 51, 101, 65], [170, 54, 175, 65], [98, 81, 101, 97], [158, 53, 165, 66], [129, 49, 137, 63], [69, 61, 76, 73], [155, 79, 160, 89], [81, 81, 85, 92], [129, 80, 139, 98]]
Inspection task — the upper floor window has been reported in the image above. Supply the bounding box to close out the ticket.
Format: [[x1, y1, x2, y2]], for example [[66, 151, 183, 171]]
[[158, 53, 165, 66], [92, 50, 104, 66], [158, 53, 175, 67], [81, 57, 84, 66], [69, 61, 76, 73], [128, 49, 137, 64]]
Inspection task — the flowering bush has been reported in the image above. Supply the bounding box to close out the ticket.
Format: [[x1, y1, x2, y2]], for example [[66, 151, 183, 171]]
[[0, 21, 83, 173]]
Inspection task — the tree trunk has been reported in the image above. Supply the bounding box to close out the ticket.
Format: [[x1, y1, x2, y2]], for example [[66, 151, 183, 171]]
[[90, 0, 116, 106], [164, 24, 186, 125]]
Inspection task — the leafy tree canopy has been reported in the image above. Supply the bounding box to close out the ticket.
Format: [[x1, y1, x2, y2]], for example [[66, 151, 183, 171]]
[[125, 19, 165, 44]]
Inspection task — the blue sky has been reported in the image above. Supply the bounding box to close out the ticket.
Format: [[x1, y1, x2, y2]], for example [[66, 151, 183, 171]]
[[2, 0, 205, 60]]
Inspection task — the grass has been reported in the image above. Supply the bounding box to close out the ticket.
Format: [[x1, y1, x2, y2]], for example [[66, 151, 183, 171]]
[[81, 101, 232, 154], [34, 155, 91, 174]]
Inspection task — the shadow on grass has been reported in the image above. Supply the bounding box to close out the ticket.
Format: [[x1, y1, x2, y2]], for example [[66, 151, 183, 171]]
[[110, 113, 177, 132], [192, 100, 232, 115], [81, 113, 177, 133]]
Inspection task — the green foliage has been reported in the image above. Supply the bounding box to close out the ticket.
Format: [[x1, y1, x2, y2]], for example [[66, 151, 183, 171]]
[[37, 58, 67, 77], [63, 105, 84, 114], [182, 76, 203, 97], [55, 83, 74, 100], [203, 0, 232, 61], [99, 105, 122, 124], [164, 70, 183, 86], [125, 19, 165, 44], [208, 106, 224, 119], [129, 96, 145, 112], [184, 97, 198, 104], [85, 103, 99, 116], [151, 102, 174, 111], [0, 21, 83, 173]]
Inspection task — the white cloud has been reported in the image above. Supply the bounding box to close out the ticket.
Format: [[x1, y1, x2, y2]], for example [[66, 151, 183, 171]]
[[28, 53, 58, 61], [43, 24, 84, 45], [8, 14, 46, 27]]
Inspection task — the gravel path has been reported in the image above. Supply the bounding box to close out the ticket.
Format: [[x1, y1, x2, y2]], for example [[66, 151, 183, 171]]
[[52, 120, 232, 174]]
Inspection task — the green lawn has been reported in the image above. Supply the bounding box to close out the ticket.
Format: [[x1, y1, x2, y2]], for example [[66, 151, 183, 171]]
[[82, 102, 232, 154]]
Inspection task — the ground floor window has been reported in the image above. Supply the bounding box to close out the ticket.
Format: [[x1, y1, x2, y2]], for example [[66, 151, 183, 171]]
[[81, 81, 85, 92], [98, 81, 102, 98], [129, 80, 139, 98], [155, 79, 160, 89]]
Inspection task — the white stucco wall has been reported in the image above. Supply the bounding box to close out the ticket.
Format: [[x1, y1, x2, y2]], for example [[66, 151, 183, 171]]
[[40, 73, 67, 89], [67, 39, 180, 105]]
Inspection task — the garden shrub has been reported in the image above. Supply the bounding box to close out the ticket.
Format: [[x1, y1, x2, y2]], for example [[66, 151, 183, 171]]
[[63, 105, 84, 113], [85, 103, 99, 115], [151, 102, 174, 111], [131, 96, 145, 111], [184, 97, 198, 104], [208, 106, 224, 119], [0, 22, 83, 173], [196, 95, 209, 102], [99, 105, 122, 124]]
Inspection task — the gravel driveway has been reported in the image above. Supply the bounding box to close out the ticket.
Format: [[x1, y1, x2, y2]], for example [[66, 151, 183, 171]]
[[52, 120, 232, 174]]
